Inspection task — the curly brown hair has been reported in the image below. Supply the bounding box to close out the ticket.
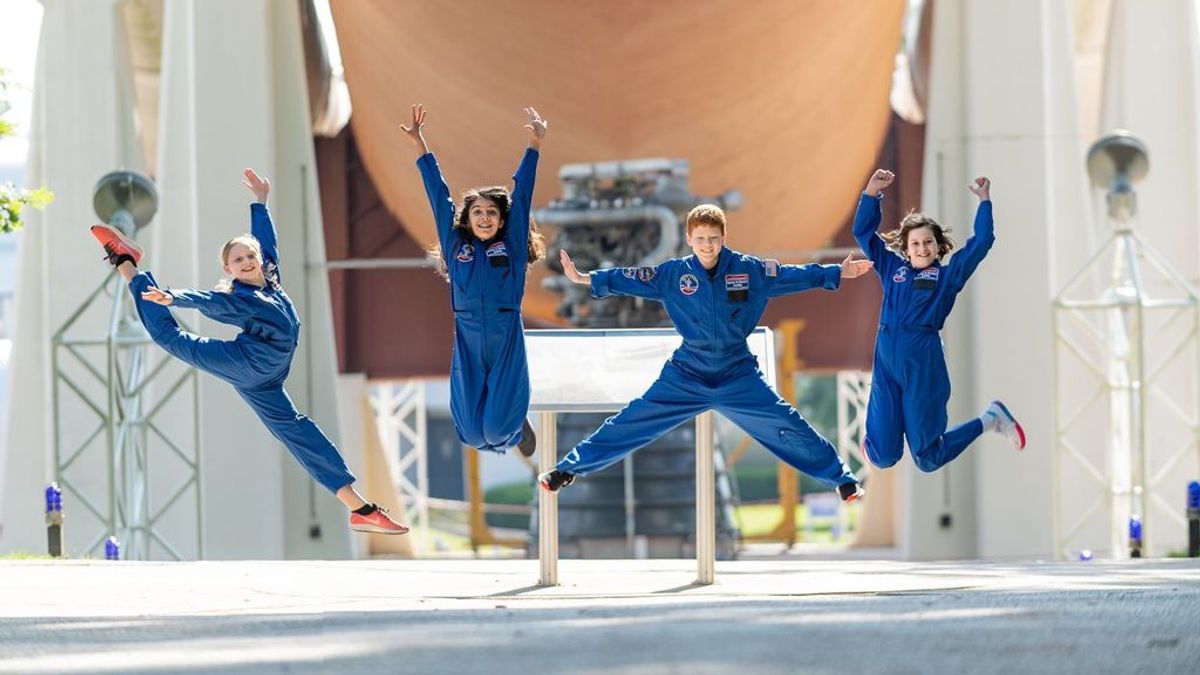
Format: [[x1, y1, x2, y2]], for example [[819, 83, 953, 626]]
[[426, 187, 546, 280], [881, 210, 956, 262]]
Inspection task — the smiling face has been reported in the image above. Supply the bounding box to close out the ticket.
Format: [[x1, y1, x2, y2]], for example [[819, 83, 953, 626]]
[[467, 196, 503, 241], [687, 224, 725, 269], [905, 226, 938, 269], [222, 238, 266, 287]]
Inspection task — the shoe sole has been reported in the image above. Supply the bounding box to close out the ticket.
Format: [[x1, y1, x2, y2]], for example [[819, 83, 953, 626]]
[[992, 400, 1026, 450], [91, 224, 145, 262], [350, 524, 409, 535]]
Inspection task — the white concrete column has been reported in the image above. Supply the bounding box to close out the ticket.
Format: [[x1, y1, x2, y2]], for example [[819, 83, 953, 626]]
[[155, 0, 350, 559], [1, 0, 144, 555], [912, 0, 1086, 559]]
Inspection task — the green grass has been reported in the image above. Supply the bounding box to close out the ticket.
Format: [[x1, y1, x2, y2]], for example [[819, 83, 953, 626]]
[[0, 552, 52, 560], [735, 502, 860, 543]]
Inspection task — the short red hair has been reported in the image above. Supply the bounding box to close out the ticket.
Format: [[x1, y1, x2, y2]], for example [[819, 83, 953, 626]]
[[686, 204, 727, 236]]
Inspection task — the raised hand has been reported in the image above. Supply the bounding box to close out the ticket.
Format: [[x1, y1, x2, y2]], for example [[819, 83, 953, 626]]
[[141, 285, 174, 306], [524, 107, 548, 149], [400, 104, 430, 154], [865, 169, 895, 197], [242, 168, 270, 204], [560, 249, 589, 285], [839, 252, 874, 279], [968, 176, 991, 200]]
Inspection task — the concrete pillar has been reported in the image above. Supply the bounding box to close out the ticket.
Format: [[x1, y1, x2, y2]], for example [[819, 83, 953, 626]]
[[155, 0, 350, 559], [1, 0, 145, 555], [910, 0, 1087, 558]]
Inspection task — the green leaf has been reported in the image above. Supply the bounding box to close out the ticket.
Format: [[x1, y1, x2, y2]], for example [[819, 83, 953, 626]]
[[26, 187, 53, 210]]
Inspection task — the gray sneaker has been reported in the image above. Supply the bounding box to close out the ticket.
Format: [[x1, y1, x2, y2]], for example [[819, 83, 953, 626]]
[[986, 400, 1026, 450], [516, 418, 536, 457]]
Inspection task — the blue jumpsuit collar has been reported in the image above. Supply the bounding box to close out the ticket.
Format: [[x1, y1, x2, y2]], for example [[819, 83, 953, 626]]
[[230, 279, 270, 294], [687, 247, 731, 278]]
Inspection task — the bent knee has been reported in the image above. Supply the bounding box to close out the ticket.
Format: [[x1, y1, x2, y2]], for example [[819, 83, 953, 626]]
[[911, 453, 942, 473], [863, 437, 902, 469]]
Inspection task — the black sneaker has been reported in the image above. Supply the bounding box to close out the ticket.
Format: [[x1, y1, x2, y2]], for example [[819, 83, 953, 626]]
[[837, 481, 865, 504], [516, 418, 536, 457], [538, 470, 575, 493]]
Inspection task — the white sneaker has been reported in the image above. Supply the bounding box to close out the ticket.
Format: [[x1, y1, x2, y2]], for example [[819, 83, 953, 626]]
[[985, 400, 1026, 450]]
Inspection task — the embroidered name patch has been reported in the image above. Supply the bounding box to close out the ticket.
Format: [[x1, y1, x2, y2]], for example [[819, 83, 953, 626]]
[[914, 266, 938, 289], [455, 243, 474, 263], [679, 273, 699, 296], [725, 274, 749, 291], [486, 241, 509, 267]]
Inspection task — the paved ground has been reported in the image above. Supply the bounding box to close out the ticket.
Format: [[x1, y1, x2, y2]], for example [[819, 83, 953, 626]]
[[1, 557, 1197, 674]]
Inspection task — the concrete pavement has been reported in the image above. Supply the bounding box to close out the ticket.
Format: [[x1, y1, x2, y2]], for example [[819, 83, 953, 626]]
[[0, 557, 1197, 674]]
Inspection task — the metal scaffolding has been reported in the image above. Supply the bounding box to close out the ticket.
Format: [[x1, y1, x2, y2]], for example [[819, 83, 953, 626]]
[[368, 380, 430, 548], [1053, 131, 1200, 559], [51, 171, 203, 560]]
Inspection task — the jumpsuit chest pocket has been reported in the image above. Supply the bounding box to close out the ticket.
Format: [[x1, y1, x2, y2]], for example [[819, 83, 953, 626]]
[[724, 273, 750, 303], [485, 241, 511, 268], [913, 267, 940, 291]]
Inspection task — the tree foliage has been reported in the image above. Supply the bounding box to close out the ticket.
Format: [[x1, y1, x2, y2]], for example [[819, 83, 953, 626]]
[[0, 66, 53, 233]]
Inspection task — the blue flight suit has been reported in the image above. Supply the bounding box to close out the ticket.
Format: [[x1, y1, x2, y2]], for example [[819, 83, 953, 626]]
[[417, 149, 538, 453], [556, 248, 858, 490], [127, 203, 356, 493], [852, 193, 995, 472]]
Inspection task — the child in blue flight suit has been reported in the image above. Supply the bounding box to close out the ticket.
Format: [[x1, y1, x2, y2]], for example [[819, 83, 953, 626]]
[[539, 204, 872, 503], [401, 104, 547, 457], [853, 169, 1025, 473], [90, 168, 408, 535]]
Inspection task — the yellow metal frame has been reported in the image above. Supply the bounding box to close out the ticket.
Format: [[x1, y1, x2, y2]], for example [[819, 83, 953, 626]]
[[466, 449, 527, 551], [743, 319, 805, 546]]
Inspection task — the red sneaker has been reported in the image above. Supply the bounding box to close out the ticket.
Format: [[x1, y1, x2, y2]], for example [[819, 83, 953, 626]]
[[350, 506, 409, 535], [90, 223, 144, 266]]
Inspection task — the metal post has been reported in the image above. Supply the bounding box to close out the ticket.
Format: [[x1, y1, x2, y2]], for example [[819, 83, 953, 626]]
[[537, 411, 559, 585], [623, 456, 636, 556], [696, 411, 715, 585]]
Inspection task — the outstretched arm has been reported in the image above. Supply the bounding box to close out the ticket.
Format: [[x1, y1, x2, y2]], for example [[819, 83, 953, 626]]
[[141, 286, 175, 306], [507, 107, 548, 260], [158, 287, 248, 327], [852, 169, 897, 272], [560, 249, 589, 284], [840, 252, 874, 279], [563, 249, 664, 301], [864, 169, 894, 198], [406, 105, 457, 249], [946, 176, 996, 290], [242, 168, 269, 205], [242, 168, 280, 273], [524, 106, 548, 151], [400, 104, 432, 156]]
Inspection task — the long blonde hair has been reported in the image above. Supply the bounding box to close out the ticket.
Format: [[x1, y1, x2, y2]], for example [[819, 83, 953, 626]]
[[215, 234, 263, 292]]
